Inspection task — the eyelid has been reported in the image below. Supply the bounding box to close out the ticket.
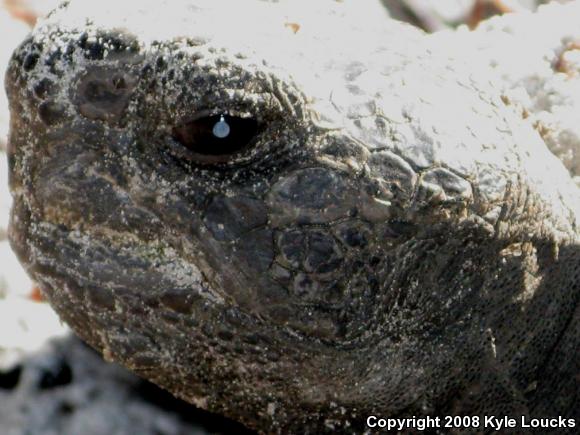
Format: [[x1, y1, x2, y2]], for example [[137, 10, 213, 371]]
[[170, 113, 261, 166], [175, 107, 257, 125]]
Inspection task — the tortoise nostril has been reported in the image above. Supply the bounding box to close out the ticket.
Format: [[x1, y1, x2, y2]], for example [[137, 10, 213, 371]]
[[112, 76, 128, 91], [75, 67, 137, 123], [171, 114, 259, 164], [85, 81, 117, 103]]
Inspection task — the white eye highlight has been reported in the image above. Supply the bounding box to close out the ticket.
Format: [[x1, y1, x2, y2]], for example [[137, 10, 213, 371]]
[[212, 115, 231, 139]]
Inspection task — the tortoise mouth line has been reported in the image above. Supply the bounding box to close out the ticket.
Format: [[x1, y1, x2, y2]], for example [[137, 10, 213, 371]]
[[9, 206, 224, 294]]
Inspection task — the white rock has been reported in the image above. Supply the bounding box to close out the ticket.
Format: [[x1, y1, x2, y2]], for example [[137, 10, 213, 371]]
[[0, 9, 29, 150], [0, 152, 11, 231], [0, 298, 68, 368], [0, 241, 33, 298]]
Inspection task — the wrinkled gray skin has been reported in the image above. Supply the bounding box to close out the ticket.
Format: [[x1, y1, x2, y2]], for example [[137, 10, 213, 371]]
[[5, 0, 580, 433]]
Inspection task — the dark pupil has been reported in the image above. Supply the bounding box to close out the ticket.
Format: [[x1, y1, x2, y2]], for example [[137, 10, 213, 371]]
[[172, 114, 258, 162]]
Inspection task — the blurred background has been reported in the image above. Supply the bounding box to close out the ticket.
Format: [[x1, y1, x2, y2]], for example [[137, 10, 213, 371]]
[[0, 1, 574, 434]]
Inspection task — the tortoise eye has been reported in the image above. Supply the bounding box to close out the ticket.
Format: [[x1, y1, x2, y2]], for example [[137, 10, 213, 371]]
[[172, 114, 259, 164]]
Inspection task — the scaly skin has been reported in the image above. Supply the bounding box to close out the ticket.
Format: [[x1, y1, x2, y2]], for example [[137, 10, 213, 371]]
[[5, 0, 580, 432]]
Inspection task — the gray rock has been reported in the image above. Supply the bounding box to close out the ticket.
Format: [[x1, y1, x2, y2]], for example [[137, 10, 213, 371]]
[[4, 0, 580, 433], [0, 335, 234, 435]]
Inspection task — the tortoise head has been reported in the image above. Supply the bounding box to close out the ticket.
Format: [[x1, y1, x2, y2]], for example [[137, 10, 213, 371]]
[[6, 0, 579, 430]]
